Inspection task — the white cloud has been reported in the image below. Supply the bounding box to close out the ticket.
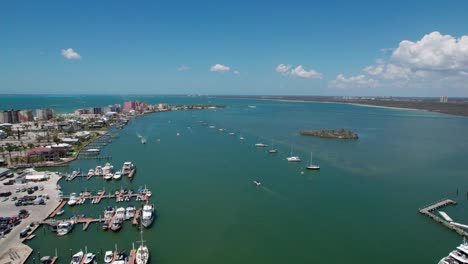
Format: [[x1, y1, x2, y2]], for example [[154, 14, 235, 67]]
[[233, 70, 240, 75], [178, 65, 190, 71], [276, 64, 292, 74], [210, 64, 230, 73], [364, 60, 411, 80], [290, 65, 323, 79], [392, 31, 468, 73], [276, 64, 322, 79], [329, 74, 379, 89], [61, 48, 81, 60]]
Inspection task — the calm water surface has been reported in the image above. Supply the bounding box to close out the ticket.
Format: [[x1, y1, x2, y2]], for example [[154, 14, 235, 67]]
[[13, 96, 468, 263]]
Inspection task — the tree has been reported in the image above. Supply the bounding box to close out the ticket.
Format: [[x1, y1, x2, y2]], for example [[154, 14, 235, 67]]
[[5, 143, 14, 165]]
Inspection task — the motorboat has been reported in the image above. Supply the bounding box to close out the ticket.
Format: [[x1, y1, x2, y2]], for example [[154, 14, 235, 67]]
[[87, 169, 94, 177], [102, 163, 114, 175], [102, 222, 109, 231], [268, 149, 278, 154], [146, 191, 152, 197], [136, 228, 149, 264], [113, 171, 122, 180], [83, 253, 95, 264], [141, 204, 154, 228], [255, 143, 268, 147], [104, 173, 113, 180], [115, 207, 125, 220], [70, 251, 83, 264], [121, 162, 134, 175], [126, 206, 136, 220], [56, 209, 65, 216], [67, 193, 78, 206], [104, 251, 113, 263], [239, 136, 245, 140], [110, 218, 122, 231], [253, 181, 261, 187], [95, 166, 103, 176], [104, 206, 115, 219], [286, 156, 301, 162]]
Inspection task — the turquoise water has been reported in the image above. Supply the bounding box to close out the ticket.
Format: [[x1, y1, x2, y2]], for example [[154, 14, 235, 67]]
[[14, 96, 468, 263]]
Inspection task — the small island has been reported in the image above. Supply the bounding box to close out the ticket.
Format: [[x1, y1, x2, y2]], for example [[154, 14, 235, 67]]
[[300, 129, 358, 139]]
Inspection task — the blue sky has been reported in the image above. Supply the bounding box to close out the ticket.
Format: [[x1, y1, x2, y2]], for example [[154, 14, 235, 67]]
[[1, 0, 468, 96]]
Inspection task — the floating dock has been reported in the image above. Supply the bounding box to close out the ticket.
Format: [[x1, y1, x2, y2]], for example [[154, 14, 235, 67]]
[[439, 211, 454, 222], [419, 199, 468, 237]]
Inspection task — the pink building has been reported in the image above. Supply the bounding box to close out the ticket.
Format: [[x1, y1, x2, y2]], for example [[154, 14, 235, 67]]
[[124, 101, 136, 112]]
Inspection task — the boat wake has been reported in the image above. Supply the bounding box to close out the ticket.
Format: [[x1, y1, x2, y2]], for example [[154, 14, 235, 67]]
[[259, 186, 288, 200]]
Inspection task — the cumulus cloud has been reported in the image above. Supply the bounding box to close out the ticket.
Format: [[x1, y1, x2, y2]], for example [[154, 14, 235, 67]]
[[329, 74, 379, 89], [276, 64, 292, 74], [178, 65, 190, 71], [364, 60, 411, 80], [61, 48, 81, 60], [290, 65, 323, 79], [210, 64, 230, 73], [276, 64, 322, 79]]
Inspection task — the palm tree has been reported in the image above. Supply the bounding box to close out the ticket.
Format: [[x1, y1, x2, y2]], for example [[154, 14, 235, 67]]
[[5, 143, 14, 166]]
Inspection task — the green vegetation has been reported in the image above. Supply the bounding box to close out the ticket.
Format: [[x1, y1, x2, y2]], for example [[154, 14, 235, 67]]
[[300, 129, 359, 139]]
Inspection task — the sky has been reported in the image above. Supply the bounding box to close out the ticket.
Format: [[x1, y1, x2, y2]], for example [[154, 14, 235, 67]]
[[1, 0, 468, 96]]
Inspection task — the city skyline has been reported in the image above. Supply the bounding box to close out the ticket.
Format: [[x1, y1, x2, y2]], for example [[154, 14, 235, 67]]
[[1, 1, 468, 96]]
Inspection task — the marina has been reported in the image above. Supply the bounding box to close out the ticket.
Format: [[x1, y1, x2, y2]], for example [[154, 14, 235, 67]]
[[418, 199, 468, 236]]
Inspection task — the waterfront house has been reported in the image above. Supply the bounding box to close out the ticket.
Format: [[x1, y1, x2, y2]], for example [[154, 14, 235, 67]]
[[27, 147, 59, 161]]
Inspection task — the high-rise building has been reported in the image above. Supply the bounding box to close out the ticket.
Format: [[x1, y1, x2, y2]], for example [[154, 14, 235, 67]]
[[36, 108, 55, 120], [440, 96, 448, 103], [18, 110, 34, 122], [0, 109, 20, 124], [124, 101, 136, 112]]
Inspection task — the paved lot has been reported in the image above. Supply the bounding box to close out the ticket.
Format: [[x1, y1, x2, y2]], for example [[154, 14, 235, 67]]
[[0, 172, 61, 264]]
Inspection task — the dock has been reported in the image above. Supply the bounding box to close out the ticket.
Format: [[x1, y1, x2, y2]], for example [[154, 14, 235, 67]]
[[132, 209, 141, 225], [48, 200, 67, 218], [127, 249, 136, 264], [61, 189, 151, 205], [128, 168, 136, 179], [419, 199, 468, 236]]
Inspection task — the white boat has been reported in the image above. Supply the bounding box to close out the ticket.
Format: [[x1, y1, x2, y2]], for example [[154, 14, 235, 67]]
[[439, 238, 468, 264], [113, 171, 122, 180], [70, 251, 83, 264], [83, 253, 95, 264], [253, 181, 261, 187], [104, 206, 115, 219], [268, 139, 278, 154], [95, 166, 103, 176], [121, 162, 134, 175], [146, 191, 152, 197], [87, 149, 100, 155], [115, 207, 126, 220], [306, 152, 320, 170], [141, 204, 154, 228], [141, 138, 147, 144], [87, 169, 95, 177], [239, 136, 245, 140], [255, 143, 268, 147], [104, 251, 113, 263], [104, 173, 113, 180], [209, 125, 215, 129], [56, 209, 65, 216], [57, 221, 74, 236], [125, 206, 136, 220], [286, 156, 301, 162], [248, 105, 257, 109], [228, 132, 235, 136], [67, 193, 77, 206], [136, 227, 149, 264], [102, 163, 114, 175]]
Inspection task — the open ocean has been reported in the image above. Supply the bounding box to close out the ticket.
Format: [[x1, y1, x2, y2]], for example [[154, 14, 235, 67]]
[[4, 95, 468, 263]]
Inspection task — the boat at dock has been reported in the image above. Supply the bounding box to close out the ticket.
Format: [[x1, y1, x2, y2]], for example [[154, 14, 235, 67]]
[[141, 204, 154, 228], [104, 251, 113, 263], [104, 206, 116, 219], [67, 193, 78, 206], [113, 171, 122, 180], [70, 251, 83, 264], [83, 253, 95, 264], [125, 206, 136, 220], [110, 218, 123, 231], [122, 162, 135, 175], [439, 238, 468, 264], [102, 163, 114, 175], [57, 221, 74, 236], [95, 166, 103, 176], [104, 173, 113, 180], [56, 209, 65, 216], [306, 152, 320, 170], [136, 228, 149, 264], [87, 169, 95, 177]]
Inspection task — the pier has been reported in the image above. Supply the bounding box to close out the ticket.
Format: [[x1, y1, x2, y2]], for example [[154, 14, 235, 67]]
[[60, 189, 151, 204], [49, 201, 67, 218], [419, 199, 468, 236]]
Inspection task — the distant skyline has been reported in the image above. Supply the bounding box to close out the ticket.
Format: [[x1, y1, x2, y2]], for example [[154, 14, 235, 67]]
[[1, 0, 468, 96]]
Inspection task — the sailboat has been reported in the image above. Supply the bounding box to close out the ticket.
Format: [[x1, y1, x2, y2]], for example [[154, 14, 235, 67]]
[[136, 226, 149, 264], [286, 146, 300, 162], [268, 139, 278, 154], [306, 152, 320, 170]]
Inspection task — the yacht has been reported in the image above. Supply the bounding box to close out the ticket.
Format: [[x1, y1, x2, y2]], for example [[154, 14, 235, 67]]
[[439, 238, 468, 264], [104, 173, 113, 180], [110, 218, 123, 232], [95, 166, 103, 176], [113, 171, 122, 180], [57, 221, 74, 236], [104, 206, 116, 219], [136, 228, 149, 264], [306, 152, 320, 170], [104, 251, 113, 263], [102, 163, 114, 175], [125, 206, 136, 220], [255, 143, 268, 147], [67, 193, 78, 206], [286, 156, 301, 162], [87, 169, 94, 177], [70, 251, 83, 264], [253, 181, 261, 187], [121, 162, 134, 175], [141, 204, 155, 228], [115, 207, 126, 220], [83, 253, 95, 264]]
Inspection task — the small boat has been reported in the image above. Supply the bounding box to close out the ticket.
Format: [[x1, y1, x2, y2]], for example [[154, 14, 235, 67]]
[[176, 132, 180, 136], [141, 138, 147, 144], [255, 143, 268, 147], [228, 132, 235, 136], [113, 171, 122, 180], [248, 105, 257, 109], [209, 125, 215, 129], [87, 169, 95, 177], [104, 206, 115, 219], [110, 219, 122, 231], [70, 251, 83, 264], [87, 149, 100, 155], [104, 173, 113, 180], [286, 156, 301, 162], [104, 251, 113, 263], [67, 193, 77, 206], [146, 191, 152, 197], [121, 162, 135, 175], [102, 222, 109, 231], [218, 128, 225, 132], [95, 166, 103, 176], [239, 136, 245, 140], [40, 256, 52, 264], [268, 139, 278, 154], [306, 152, 320, 170], [56, 209, 65, 216], [126, 206, 136, 220], [83, 253, 95, 264], [253, 181, 261, 187]]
